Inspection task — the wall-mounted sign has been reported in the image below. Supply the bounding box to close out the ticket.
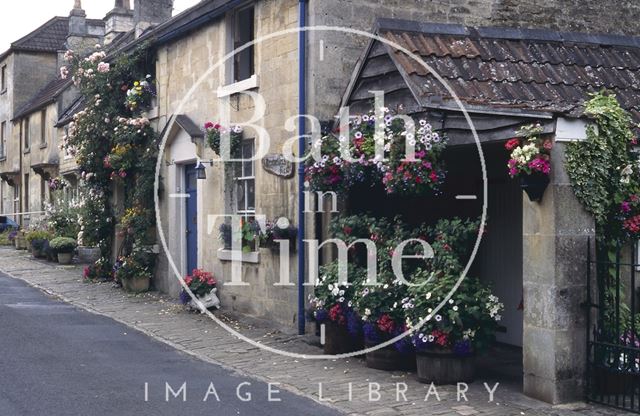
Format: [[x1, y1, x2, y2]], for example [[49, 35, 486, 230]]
[[262, 153, 294, 178]]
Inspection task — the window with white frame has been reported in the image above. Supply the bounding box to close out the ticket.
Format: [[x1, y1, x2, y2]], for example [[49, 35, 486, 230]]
[[234, 139, 255, 217], [231, 5, 255, 83]]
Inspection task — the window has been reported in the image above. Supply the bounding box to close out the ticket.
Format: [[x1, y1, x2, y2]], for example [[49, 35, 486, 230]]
[[234, 139, 255, 216], [232, 6, 255, 83], [40, 110, 46, 145], [40, 178, 46, 210], [0, 121, 5, 158], [23, 174, 29, 213], [23, 118, 30, 150], [1, 65, 6, 92]]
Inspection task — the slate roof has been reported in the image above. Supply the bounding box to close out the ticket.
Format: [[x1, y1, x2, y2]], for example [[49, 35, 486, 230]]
[[4, 16, 103, 56], [13, 77, 71, 120], [349, 19, 640, 121]]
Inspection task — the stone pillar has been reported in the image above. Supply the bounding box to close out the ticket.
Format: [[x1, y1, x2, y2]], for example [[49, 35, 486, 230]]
[[522, 141, 595, 403]]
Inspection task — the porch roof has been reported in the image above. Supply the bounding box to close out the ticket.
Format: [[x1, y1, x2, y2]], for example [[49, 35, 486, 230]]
[[345, 19, 640, 122]]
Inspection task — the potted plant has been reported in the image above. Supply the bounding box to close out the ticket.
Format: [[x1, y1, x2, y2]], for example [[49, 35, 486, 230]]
[[505, 123, 552, 202], [263, 218, 297, 251], [179, 268, 220, 310], [14, 230, 27, 250], [50, 237, 77, 264], [406, 271, 504, 384], [114, 250, 154, 293], [355, 276, 416, 371], [310, 262, 365, 355], [26, 230, 52, 258], [219, 218, 264, 253]]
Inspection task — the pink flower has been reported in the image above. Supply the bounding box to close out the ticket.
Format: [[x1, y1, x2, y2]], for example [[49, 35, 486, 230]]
[[60, 66, 69, 79], [505, 138, 520, 151], [528, 158, 550, 175], [97, 62, 110, 73], [621, 201, 632, 213], [543, 140, 553, 151], [119, 170, 127, 178], [204, 121, 214, 129]]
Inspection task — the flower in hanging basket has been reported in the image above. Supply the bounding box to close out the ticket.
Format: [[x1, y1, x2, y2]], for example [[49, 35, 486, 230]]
[[204, 122, 243, 157], [505, 123, 552, 178]]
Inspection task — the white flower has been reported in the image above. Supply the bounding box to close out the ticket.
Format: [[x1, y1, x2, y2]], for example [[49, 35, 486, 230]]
[[426, 292, 431, 300], [364, 308, 371, 316], [453, 306, 459, 311], [435, 314, 442, 322]]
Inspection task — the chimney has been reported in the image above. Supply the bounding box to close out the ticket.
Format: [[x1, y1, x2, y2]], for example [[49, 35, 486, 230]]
[[133, 0, 174, 37], [104, 0, 134, 44]]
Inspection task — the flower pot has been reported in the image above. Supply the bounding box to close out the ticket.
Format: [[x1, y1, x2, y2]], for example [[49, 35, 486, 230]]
[[122, 277, 150, 293], [57, 252, 73, 265], [365, 341, 416, 371], [520, 174, 550, 202], [31, 247, 42, 258], [416, 350, 476, 385], [323, 321, 363, 355], [15, 235, 26, 250], [77, 246, 101, 264]]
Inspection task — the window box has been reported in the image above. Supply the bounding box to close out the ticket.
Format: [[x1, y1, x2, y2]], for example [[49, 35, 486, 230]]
[[217, 247, 260, 263]]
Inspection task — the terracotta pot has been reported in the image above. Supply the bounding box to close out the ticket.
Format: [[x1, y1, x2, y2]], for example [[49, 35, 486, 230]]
[[322, 321, 363, 355], [416, 350, 475, 385], [520, 173, 550, 202], [57, 252, 73, 265], [122, 277, 150, 293], [365, 341, 415, 371]]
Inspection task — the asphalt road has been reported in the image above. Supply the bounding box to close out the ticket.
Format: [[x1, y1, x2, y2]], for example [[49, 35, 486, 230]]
[[0, 272, 342, 416]]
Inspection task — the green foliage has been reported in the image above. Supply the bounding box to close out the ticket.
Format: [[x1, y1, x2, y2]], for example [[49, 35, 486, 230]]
[[49, 237, 77, 253], [25, 230, 53, 250], [44, 195, 81, 239], [114, 249, 154, 281], [62, 44, 158, 271], [565, 91, 636, 229], [0, 230, 12, 245]]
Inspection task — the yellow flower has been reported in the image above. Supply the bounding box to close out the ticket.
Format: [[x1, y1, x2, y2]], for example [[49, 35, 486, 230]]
[[134, 81, 140, 86]]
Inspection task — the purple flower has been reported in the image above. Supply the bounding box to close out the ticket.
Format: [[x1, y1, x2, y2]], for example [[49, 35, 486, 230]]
[[315, 308, 328, 323], [179, 289, 191, 305], [363, 322, 382, 344], [453, 339, 472, 356], [346, 309, 362, 338], [621, 201, 632, 214]]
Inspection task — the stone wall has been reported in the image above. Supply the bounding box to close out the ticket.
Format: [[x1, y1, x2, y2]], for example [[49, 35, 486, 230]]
[[155, 0, 304, 330]]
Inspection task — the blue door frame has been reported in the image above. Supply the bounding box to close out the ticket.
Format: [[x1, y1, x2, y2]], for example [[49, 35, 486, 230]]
[[185, 164, 198, 275]]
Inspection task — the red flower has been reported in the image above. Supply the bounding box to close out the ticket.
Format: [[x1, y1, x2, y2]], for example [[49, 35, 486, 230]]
[[505, 138, 520, 151], [377, 314, 396, 333], [343, 226, 352, 235], [204, 121, 214, 129], [184, 276, 193, 286], [329, 304, 345, 325]]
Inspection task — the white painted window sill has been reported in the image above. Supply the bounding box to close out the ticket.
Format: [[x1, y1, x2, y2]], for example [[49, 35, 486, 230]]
[[217, 74, 259, 98], [217, 248, 260, 263]]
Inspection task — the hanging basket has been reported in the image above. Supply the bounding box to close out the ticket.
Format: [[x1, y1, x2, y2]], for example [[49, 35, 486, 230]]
[[520, 173, 550, 202]]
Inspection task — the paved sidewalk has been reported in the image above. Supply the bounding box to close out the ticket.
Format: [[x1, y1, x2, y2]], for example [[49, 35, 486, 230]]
[[0, 247, 632, 416]]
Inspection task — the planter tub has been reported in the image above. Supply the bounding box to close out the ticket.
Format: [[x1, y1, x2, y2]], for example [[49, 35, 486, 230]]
[[416, 350, 476, 385], [365, 342, 415, 371], [15, 236, 26, 250], [122, 277, 150, 293], [323, 321, 363, 355], [57, 252, 73, 264], [520, 174, 550, 202], [78, 246, 101, 264], [31, 248, 42, 258]]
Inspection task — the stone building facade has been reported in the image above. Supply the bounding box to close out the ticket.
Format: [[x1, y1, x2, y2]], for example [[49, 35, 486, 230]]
[[3, 0, 640, 408]]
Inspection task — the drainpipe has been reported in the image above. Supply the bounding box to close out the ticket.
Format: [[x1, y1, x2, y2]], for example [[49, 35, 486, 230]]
[[297, 0, 307, 336]]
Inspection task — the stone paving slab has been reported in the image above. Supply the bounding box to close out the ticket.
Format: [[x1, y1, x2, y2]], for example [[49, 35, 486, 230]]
[[0, 247, 634, 416]]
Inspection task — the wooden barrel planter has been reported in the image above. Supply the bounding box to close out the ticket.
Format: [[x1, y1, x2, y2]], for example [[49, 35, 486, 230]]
[[416, 350, 475, 385], [365, 342, 416, 371], [323, 321, 363, 355]]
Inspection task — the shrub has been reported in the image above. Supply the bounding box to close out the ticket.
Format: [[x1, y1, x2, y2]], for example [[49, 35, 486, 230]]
[[49, 237, 77, 253]]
